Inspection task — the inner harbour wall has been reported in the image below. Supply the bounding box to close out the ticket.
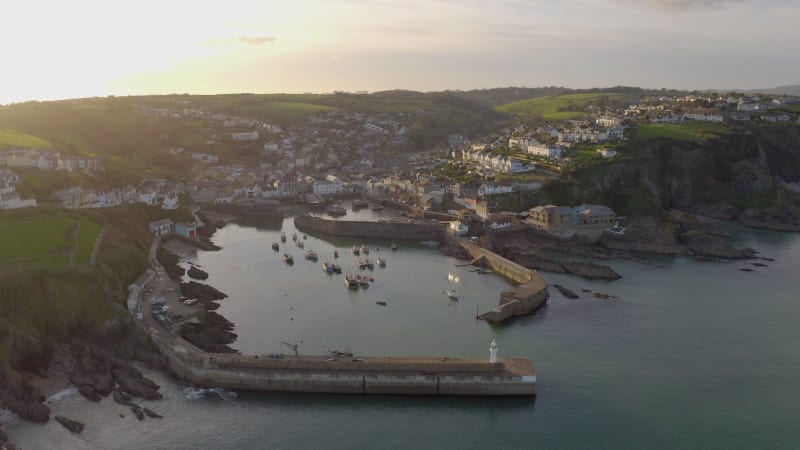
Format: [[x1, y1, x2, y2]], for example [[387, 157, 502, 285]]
[[294, 215, 446, 241]]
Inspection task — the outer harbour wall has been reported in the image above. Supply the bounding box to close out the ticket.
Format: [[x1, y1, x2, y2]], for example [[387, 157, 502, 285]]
[[145, 322, 535, 396], [294, 215, 446, 241]]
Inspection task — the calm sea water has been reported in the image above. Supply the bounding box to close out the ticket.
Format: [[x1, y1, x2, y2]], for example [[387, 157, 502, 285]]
[[6, 217, 800, 450]]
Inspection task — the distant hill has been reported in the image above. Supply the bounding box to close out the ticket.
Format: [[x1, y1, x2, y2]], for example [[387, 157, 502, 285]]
[[741, 85, 800, 96], [495, 92, 630, 120]]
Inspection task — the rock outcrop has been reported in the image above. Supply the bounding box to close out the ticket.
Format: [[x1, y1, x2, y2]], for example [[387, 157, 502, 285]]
[[187, 266, 209, 280], [54, 416, 84, 434]]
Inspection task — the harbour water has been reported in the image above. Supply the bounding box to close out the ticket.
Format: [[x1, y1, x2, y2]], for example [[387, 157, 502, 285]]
[[6, 218, 800, 449]]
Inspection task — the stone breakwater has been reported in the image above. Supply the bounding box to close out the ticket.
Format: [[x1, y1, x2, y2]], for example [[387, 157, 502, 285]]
[[294, 215, 446, 241], [460, 243, 550, 324], [143, 321, 536, 396]]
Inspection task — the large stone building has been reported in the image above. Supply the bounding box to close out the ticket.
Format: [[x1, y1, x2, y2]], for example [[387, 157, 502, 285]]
[[527, 204, 616, 240]]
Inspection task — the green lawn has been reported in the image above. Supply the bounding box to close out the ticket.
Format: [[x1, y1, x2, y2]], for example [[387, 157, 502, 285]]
[[75, 217, 103, 266], [0, 210, 75, 267], [636, 122, 731, 141], [495, 93, 627, 119], [0, 127, 52, 148]]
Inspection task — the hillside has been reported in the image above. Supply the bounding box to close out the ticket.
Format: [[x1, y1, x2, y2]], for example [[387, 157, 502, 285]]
[[495, 92, 630, 119], [530, 125, 800, 230]]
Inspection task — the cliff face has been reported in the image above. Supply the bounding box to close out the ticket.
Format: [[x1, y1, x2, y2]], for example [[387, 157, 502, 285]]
[[564, 126, 800, 229]]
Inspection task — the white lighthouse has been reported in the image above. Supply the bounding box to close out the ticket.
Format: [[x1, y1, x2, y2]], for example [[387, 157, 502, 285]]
[[489, 339, 498, 363]]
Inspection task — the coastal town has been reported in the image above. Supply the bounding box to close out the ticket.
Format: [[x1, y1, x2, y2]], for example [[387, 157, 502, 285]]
[[3, 91, 798, 239]]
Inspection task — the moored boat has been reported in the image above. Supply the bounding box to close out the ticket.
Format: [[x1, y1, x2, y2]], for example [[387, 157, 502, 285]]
[[446, 290, 459, 300], [344, 274, 359, 289], [303, 234, 308, 240], [377, 257, 386, 267], [370, 202, 384, 211], [332, 264, 342, 273], [272, 242, 280, 251], [323, 261, 334, 273], [280, 232, 287, 243], [282, 254, 294, 264], [357, 259, 367, 269], [421, 240, 440, 248], [305, 250, 318, 261], [391, 241, 397, 251], [351, 246, 360, 256], [376, 300, 387, 306], [326, 204, 347, 217], [333, 248, 339, 258], [365, 258, 375, 270], [292, 233, 298, 241], [361, 244, 369, 255], [352, 199, 369, 209], [296, 240, 304, 249]]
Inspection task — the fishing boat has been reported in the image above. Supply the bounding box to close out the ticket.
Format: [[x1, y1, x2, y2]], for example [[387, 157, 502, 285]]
[[296, 240, 304, 249], [367, 275, 374, 282], [332, 264, 342, 274], [358, 276, 370, 288], [370, 202, 384, 211], [377, 257, 386, 268], [391, 241, 397, 251], [360, 244, 369, 255], [357, 259, 367, 269], [282, 254, 294, 264], [292, 233, 298, 241], [364, 258, 375, 270], [305, 250, 318, 261], [376, 300, 387, 306], [344, 274, 359, 289], [303, 234, 308, 240], [333, 248, 339, 258], [446, 290, 459, 300], [326, 204, 347, 217], [272, 242, 280, 251], [280, 232, 287, 243], [351, 246, 360, 256], [323, 262, 334, 273]]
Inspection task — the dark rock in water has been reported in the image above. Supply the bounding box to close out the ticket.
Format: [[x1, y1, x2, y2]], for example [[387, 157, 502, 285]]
[[119, 414, 125, 418], [553, 284, 579, 299], [581, 289, 592, 293], [55, 416, 84, 434], [0, 367, 50, 423], [759, 257, 775, 262], [593, 292, 617, 300], [739, 268, 753, 272], [130, 405, 145, 421], [78, 384, 101, 402], [751, 262, 768, 267], [180, 281, 228, 302], [112, 389, 134, 406], [143, 407, 163, 418], [205, 390, 224, 401], [113, 367, 162, 400], [187, 266, 209, 280]]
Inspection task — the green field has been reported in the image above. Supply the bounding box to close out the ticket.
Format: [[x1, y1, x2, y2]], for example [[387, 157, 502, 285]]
[[636, 122, 731, 141], [75, 216, 103, 266], [0, 210, 102, 268], [495, 93, 627, 119], [0, 127, 52, 148]]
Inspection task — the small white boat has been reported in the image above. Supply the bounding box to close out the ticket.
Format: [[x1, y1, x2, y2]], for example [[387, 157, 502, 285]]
[[446, 290, 459, 300]]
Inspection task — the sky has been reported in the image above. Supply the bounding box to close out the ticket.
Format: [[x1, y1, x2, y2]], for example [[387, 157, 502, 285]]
[[1, 0, 798, 104]]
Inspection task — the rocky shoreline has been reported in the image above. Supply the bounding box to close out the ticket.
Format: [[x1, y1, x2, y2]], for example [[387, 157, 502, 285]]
[[485, 211, 763, 282]]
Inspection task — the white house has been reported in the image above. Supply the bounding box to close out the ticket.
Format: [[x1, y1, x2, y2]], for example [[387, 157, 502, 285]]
[[232, 131, 259, 141], [597, 148, 617, 158], [312, 176, 343, 195], [138, 192, 157, 205], [527, 144, 565, 160], [448, 221, 468, 236], [0, 186, 36, 209], [161, 195, 179, 210]]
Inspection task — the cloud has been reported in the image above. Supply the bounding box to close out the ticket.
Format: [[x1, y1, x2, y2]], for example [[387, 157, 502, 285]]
[[235, 36, 277, 45], [617, 0, 745, 12], [205, 36, 277, 46]]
